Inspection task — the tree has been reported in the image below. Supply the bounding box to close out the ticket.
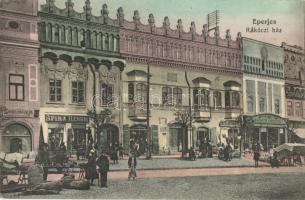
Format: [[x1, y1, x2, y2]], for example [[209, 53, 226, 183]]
[[174, 109, 194, 158], [87, 108, 112, 151], [286, 120, 297, 143]]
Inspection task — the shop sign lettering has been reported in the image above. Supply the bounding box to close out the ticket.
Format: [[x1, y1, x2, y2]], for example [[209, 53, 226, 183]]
[[45, 114, 89, 123]]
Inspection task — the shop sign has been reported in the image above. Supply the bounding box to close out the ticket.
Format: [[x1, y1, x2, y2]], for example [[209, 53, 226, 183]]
[[219, 120, 239, 127], [252, 114, 287, 128], [1, 106, 34, 118], [45, 114, 89, 123]]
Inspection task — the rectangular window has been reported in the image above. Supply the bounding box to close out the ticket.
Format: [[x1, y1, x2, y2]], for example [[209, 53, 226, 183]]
[[101, 83, 113, 106], [9, 74, 24, 101], [49, 79, 62, 102], [72, 81, 85, 103], [295, 102, 302, 117], [173, 88, 182, 106]]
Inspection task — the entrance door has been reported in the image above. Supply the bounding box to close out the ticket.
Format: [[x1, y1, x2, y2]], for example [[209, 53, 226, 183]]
[[260, 131, 268, 151], [169, 124, 184, 152], [130, 125, 147, 155], [98, 124, 119, 150], [197, 127, 209, 145]]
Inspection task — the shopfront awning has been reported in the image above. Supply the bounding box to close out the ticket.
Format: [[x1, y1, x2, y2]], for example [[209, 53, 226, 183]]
[[250, 114, 287, 128], [295, 128, 305, 139]]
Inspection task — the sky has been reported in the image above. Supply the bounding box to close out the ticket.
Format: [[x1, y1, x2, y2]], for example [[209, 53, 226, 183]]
[[39, 0, 305, 48]]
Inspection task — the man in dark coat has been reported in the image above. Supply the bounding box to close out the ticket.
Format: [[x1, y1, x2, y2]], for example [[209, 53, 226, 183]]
[[85, 152, 97, 185], [253, 142, 260, 168], [96, 152, 109, 187]]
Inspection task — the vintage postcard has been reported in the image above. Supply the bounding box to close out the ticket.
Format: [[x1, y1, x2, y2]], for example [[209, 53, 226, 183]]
[[0, 0, 305, 199]]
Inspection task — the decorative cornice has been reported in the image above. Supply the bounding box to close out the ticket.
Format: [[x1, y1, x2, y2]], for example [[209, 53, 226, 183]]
[[122, 54, 242, 75]]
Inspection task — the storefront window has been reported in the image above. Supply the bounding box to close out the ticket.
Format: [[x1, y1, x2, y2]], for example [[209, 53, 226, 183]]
[[48, 127, 64, 151], [228, 129, 239, 149], [130, 125, 147, 154], [3, 124, 32, 153]]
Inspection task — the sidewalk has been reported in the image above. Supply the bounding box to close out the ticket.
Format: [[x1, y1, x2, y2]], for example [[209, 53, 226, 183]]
[[102, 157, 269, 171]]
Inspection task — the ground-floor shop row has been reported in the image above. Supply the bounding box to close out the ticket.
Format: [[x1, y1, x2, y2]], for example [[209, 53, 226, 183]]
[[1, 113, 295, 156]]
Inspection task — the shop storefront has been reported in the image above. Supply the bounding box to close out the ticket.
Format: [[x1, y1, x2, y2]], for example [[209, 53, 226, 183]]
[[45, 114, 89, 154], [244, 114, 287, 151], [219, 119, 241, 150]]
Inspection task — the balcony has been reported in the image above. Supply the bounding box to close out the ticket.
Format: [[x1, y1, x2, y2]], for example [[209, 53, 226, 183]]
[[193, 106, 211, 122], [128, 105, 148, 121]]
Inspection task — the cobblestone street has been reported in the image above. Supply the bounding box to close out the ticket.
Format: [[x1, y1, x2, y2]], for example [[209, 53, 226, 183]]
[[3, 171, 305, 199]]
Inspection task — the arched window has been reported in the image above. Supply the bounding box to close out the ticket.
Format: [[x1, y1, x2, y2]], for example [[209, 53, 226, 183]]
[[259, 97, 265, 113], [3, 124, 32, 153], [247, 96, 254, 113]]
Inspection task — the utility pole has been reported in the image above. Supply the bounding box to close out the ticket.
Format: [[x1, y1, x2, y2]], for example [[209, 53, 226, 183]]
[[146, 61, 151, 159]]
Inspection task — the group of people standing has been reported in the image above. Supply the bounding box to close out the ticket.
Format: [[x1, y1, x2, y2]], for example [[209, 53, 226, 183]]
[[85, 150, 110, 187], [84, 143, 138, 188]]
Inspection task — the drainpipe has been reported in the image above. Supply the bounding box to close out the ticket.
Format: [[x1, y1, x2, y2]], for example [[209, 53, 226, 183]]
[[185, 71, 192, 152], [146, 61, 151, 159]]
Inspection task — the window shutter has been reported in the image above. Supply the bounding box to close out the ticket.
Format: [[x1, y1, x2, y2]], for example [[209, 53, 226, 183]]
[[29, 64, 38, 101], [151, 125, 159, 154]]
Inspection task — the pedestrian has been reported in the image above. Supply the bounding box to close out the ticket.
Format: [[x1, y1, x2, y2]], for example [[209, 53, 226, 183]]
[[85, 151, 97, 185], [119, 143, 124, 160], [114, 142, 119, 164], [128, 155, 137, 180], [96, 151, 109, 187], [253, 142, 260, 168]]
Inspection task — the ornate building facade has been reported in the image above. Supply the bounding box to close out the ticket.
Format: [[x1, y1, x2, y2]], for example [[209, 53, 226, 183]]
[[119, 9, 243, 154], [242, 38, 287, 151], [38, 0, 125, 154], [282, 42, 305, 142], [0, 0, 40, 153]]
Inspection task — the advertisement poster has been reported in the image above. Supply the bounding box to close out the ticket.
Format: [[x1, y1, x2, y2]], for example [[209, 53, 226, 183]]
[[0, 0, 305, 199]]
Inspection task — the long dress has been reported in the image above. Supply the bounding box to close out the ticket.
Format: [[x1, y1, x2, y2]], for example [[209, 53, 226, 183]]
[[85, 155, 97, 180]]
